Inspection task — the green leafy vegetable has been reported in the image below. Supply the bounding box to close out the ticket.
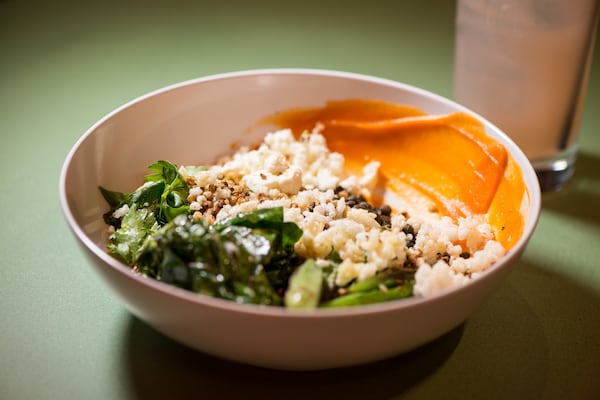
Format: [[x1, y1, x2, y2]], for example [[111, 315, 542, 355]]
[[136, 207, 303, 305], [100, 160, 190, 264], [99, 186, 130, 209], [107, 205, 159, 265], [215, 207, 304, 294], [130, 181, 165, 206], [145, 160, 190, 224]]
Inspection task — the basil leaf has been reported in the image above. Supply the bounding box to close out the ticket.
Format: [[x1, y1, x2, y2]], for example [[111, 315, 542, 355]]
[[131, 181, 165, 206], [144, 160, 190, 224], [145, 160, 180, 184], [99, 160, 189, 233], [99, 186, 129, 209], [214, 207, 303, 250]]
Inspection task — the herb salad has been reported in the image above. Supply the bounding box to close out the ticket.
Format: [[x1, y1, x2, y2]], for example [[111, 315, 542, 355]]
[[100, 124, 507, 308], [100, 158, 415, 308]]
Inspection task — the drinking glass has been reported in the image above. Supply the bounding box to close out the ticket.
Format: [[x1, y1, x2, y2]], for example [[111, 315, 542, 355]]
[[454, 0, 599, 191]]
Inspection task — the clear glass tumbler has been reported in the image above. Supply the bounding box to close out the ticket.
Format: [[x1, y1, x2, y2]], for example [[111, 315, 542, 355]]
[[454, 0, 599, 191]]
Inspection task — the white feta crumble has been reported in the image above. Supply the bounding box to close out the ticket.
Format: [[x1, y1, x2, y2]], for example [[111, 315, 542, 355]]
[[112, 204, 130, 219]]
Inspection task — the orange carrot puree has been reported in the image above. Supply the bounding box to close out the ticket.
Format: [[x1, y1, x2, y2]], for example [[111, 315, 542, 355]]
[[260, 99, 527, 250]]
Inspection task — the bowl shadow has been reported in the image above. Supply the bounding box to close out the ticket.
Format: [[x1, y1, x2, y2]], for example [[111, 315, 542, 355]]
[[121, 315, 464, 400]]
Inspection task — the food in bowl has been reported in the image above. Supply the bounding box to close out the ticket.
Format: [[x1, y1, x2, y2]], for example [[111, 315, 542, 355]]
[[61, 69, 541, 370], [99, 98, 525, 309]]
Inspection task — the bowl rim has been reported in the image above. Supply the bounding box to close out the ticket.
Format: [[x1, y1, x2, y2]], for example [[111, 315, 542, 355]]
[[59, 67, 542, 319]]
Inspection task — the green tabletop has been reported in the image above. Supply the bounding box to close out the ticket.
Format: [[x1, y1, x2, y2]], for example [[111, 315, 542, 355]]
[[2, 1, 599, 399]]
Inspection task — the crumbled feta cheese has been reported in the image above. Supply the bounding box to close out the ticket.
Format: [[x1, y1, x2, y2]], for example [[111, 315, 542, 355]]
[[243, 166, 302, 195], [112, 204, 129, 219], [413, 260, 471, 297]]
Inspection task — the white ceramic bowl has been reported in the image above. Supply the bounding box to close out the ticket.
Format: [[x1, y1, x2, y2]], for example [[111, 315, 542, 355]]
[[59, 69, 541, 370]]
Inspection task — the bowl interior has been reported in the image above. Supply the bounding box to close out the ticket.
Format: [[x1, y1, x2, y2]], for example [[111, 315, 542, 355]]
[[62, 69, 540, 257]]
